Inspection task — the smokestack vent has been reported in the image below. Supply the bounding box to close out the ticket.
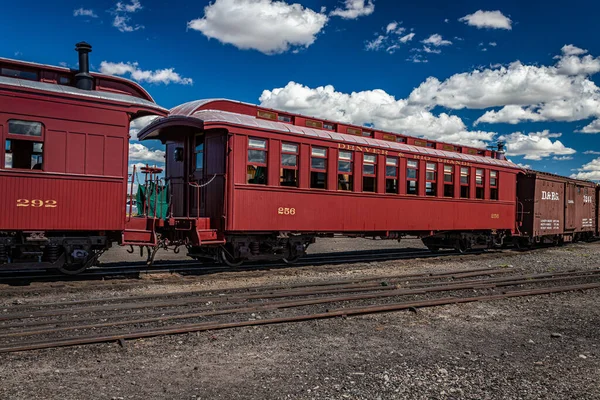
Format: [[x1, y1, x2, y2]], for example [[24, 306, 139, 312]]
[[75, 41, 93, 91]]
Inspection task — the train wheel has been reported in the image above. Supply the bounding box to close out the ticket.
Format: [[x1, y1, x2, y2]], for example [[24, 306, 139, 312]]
[[58, 262, 89, 275], [454, 239, 468, 254], [219, 246, 244, 267], [282, 255, 300, 264], [426, 246, 440, 253]]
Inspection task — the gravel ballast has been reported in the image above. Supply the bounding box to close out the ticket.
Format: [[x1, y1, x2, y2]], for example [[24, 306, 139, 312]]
[[0, 239, 599, 400]]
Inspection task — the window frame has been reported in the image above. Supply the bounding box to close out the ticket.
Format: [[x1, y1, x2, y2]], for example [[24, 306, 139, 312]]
[[425, 162, 437, 197], [362, 154, 377, 193], [280, 142, 299, 187], [490, 170, 499, 200], [247, 137, 268, 185], [443, 165, 454, 198], [385, 156, 399, 194], [4, 119, 45, 171], [475, 168, 485, 199], [310, 146, 328, 190], [406, 159, 419, 195], [460, 166, 470, 199], [337, 150, 353, 191]]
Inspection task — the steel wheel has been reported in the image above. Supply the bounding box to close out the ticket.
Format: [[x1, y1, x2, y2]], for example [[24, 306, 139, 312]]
[[282, 255, 300, 264], [219, 246, 244, 267]]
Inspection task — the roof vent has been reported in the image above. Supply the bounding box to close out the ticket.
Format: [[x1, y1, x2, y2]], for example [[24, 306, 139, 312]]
[[74, 41, 93, 91]]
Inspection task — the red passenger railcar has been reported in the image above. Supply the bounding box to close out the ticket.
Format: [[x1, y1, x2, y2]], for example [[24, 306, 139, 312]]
[[0, 43, 167, 273], [138, 99, 522, 264]]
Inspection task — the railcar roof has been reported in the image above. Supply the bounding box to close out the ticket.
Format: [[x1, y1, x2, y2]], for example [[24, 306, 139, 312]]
[[0, 56, 156, 102], [523, 169, 598, 186], [140, 106, 521, 169], [0, 75, 167, 112]]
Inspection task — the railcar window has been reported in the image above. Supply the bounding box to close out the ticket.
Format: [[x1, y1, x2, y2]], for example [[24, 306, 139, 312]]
[[443, 165, 454, 197], [278, 114, 293, 123], [310, 147, 327, 189], [324, 123, 336, 131], [425, 163, 437, 196], [407, 160, 419, 195], [5, 140, 43, 169], [363, 154, 377, 192], [5, 120, 44, 170], [338, 151, 353, 191], [8, 120, 42, 136], [475, 168, 484, 199], [280, 143, 298, 187], [460, 167, 470, 198], [195, 139, 204, 170], [247, 138, 267, 185], [490, 171, 499, 200], [385, 157, 398, 194], [362, 131, 373, 137], [1, 68, 38, 81]]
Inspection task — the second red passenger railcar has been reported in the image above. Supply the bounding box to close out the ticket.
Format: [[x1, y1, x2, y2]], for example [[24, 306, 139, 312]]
[[138, 99, 522, 263]]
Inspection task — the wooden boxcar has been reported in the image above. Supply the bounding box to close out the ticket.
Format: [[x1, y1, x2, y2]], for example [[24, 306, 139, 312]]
[[0, 43, 167, 272], [515, 171, 597, 246], [138, 99, 522, 263]]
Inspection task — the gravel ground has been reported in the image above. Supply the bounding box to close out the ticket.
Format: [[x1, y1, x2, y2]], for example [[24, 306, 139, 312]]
[[0, 239, 599, 400]]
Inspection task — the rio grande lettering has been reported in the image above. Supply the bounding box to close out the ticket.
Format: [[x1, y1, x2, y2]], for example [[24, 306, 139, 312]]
[[541, 191, 560, 201]]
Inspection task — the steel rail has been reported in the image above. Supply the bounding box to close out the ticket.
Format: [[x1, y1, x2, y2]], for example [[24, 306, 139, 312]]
[[0, 282, 597, 354], [2, 266, 507, 310], [2, 269, 598, 326], [0, 248, 486, 283], [2, 271, 598, 340]]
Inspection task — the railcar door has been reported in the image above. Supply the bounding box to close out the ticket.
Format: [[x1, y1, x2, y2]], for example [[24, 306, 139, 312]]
[[190, 130, 227, 231], [190, 133, 206, 218], [565, 182, 577, 231]]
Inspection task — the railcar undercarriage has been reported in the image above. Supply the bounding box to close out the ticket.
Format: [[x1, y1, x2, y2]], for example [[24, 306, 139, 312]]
[[187, 234, 316, 266], [0, 232, 110, 275], [421, 231, 507, 253]]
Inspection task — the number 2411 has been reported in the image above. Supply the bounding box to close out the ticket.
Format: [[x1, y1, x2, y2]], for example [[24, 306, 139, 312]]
[[17, 199, 57, 208]]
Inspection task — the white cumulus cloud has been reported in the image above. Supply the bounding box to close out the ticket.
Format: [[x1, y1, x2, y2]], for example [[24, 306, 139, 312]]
[[561, 44, 587, 56], [422, 34, 452, 47], [73, 8, 98, 18], [399, 33, 415, 43], [259, 81, 495, 147], [116, 0, 142, 12], [330, 0, 374, 19], [365, 22, 413, 53], [112, 0, 144, 32], [187, 0, 328, 55], [100, 61, 193, 85], [571, 157, 600, 181], [459, 10, 512, 30], [129, 143, 165, 163], [578, 119, 600, 133], [499, 130, 576, 160]]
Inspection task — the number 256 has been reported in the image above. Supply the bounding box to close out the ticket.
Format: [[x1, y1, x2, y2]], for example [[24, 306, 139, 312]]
[[17, 199, 57, 208], [278, 207, 296, 215]]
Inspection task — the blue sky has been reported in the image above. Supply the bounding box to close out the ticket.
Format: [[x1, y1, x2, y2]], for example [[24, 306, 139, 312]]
[[2, 0, 600, 180]]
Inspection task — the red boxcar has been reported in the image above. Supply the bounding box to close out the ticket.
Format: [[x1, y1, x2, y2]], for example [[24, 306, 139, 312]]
[[0, 43, 167, 273], [515, 171, 597, 246], [138, 99, 522, 264]]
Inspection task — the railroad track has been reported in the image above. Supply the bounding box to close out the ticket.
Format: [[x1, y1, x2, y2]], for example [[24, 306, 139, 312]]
[[0, 247, 479, 284], [0, 266, 598, 353]]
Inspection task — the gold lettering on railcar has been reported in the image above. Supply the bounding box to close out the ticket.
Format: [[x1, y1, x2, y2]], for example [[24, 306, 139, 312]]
[[16, 199, 58, 208], [491, 213, 500, 219], [338, 143, 389, 155], [278, 207, 296, 215]]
